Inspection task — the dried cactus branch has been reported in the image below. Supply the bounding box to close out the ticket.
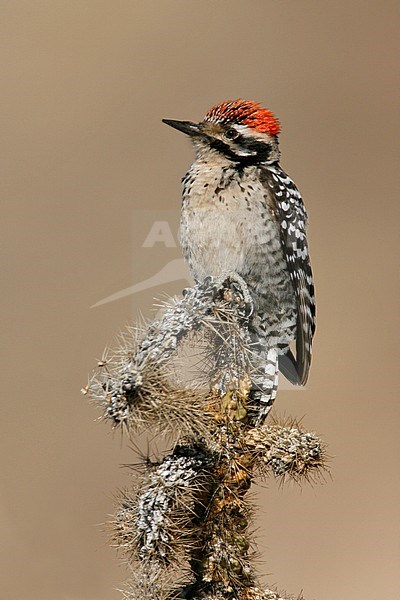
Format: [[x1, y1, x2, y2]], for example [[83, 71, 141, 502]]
[[86, 276, 328, 599]]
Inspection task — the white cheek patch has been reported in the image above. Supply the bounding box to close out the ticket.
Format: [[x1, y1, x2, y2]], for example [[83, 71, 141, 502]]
[[235, 147, 257, 157]]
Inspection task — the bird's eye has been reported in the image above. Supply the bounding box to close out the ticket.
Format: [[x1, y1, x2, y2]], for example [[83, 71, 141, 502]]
[[225, 128, 239, 140]]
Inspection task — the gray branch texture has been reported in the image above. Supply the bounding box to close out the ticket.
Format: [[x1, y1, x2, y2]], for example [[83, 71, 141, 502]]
[[85, 276, 328, 599]]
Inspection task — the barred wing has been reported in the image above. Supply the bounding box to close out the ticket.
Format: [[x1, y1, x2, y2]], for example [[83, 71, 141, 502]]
[[265, 165, 316, 385]]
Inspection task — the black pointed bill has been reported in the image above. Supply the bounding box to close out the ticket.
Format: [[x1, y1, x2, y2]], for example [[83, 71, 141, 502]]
[[162, 119, 201, 137]]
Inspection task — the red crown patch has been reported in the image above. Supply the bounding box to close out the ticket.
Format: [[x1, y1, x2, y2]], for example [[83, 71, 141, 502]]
[[204, 99, 280, 136]]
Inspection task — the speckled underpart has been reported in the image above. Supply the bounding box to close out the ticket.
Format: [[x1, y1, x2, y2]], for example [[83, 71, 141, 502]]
[[181, 162, 297, 350], [180, 160, 300, 423]]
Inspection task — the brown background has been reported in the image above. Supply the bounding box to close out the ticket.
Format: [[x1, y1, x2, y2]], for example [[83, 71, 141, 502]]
[[1, 1, 399, 599]]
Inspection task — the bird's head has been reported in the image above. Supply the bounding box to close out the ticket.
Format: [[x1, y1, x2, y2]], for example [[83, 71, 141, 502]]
[[163, 99, 281, 165]]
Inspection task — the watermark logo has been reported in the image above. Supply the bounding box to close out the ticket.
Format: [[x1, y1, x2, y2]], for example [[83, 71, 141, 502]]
[[142, 221, 177, 248], [92, 212, 191, 308]]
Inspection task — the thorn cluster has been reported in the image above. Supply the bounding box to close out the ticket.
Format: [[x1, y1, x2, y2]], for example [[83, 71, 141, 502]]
[[246, 418, 328, 484]]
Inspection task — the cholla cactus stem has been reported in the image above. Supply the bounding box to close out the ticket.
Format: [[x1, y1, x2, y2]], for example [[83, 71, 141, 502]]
[[86, 276, 328, 600]]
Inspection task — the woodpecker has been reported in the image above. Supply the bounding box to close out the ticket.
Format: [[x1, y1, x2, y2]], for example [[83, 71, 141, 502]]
[[163, 100, 315, 421]]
